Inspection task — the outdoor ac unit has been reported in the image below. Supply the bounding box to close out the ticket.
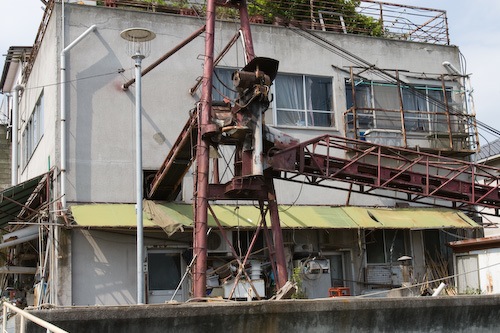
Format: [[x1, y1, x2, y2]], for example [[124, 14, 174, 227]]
[[207, 230, 233, 254]]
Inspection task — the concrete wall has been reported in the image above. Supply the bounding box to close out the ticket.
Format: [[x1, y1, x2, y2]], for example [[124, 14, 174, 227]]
[[24, 295, 500, 333], [17, 6, 59, 183], [0, 124, 11, 190], [35, 4, 462, 206], [70, 229, 189, 306], [454, 248, 500, 295], [476, 248, 500, 294]]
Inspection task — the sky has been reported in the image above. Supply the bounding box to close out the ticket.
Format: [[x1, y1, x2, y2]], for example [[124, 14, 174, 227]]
[[1, 0, 499, 144]]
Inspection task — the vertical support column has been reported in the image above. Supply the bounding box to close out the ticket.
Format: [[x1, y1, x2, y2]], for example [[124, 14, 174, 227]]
[[349, 67, 358, 140], [396, 71, 407, 147], [266, 180, 288, 289], [193, 0, 217, 299], [238, 0, 255, 62], [441, 76, 453, 150], [133, 53, 146, 304]]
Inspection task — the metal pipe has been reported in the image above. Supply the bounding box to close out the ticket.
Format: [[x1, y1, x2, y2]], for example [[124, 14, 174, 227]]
[[251, 104, 263, 175], [60, 24, 97, 210], [58, 23, 96, 307], [193, 0, 217, 299], [0, 233, 38, 250], [122, 25, 206, 90], [267, 183, 288, 289], [133, 52, 146, 304], [2, 302, 69, 333], [189, 31, 240, 95], [12, 84, 23, 185], [432, 282, 446, 296], [238, 0, 255, 62]]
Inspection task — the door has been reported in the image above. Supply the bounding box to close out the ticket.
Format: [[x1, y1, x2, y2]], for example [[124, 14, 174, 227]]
[[328, 253, 345, 288], [147, 249, 185, 303], [456, 254, 480, 294]]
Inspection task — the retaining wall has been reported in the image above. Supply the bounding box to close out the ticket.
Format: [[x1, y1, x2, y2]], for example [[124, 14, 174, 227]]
[[22, 295, 500, 333]]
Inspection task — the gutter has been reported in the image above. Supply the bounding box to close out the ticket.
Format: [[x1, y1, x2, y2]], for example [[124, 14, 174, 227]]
[[12, 83, 23, 185]]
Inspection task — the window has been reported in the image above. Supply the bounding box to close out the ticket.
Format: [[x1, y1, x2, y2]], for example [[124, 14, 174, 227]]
[[275, 74, 334, 127], [345, 81, 453, 134], [365, 230, 408, 264], [212, 67, 237, 102], [21, 91, 44, 167], [212, 68, 335, 128], [147, 252, 182, 291]]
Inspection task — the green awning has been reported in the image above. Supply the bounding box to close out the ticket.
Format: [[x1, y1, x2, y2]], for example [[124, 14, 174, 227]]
[[341, 206, 478, 229], [0, 174, 48, 227], [70, 202, 480, 231]]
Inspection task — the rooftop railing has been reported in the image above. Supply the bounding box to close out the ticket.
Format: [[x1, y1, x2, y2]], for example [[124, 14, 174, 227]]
[[97, 1, 449, 45]]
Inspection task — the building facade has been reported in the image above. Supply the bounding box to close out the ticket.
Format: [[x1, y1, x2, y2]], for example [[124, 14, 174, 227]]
[[0, 1, 489, 306]]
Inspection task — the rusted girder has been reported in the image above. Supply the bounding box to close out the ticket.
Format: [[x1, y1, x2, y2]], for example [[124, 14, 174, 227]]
[[147, 111, 198, 200], [269, 135, 500, 212]]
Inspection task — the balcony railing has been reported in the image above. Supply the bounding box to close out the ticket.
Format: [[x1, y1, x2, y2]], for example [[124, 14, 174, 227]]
[[93, 1, 450, 44]]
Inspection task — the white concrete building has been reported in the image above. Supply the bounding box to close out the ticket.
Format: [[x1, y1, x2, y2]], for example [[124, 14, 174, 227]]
[[0, 1, 488, 306]]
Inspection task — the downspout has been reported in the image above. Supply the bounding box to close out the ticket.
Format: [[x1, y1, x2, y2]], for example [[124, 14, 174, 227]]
[[12, 84, 23, 186], [57, 19, 96, 306], [59, 24, 96, 209]]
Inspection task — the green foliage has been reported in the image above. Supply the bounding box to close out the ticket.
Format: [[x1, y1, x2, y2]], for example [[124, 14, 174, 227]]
[[247, 0, 382, 36], [141, 0, 167, 5], [464, 286, 482, 295], [291, 266, 307, 299]]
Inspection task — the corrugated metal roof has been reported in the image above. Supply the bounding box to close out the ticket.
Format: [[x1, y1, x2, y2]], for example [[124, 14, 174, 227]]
[[342, 207, 477, 229], [476, 139, 500, 162], [70, 203, 480, 230], [0, 174, 46, 227], [448, 236, 500, 253]]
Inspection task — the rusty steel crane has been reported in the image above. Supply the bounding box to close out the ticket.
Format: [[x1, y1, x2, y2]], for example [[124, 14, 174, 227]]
[[145, 0, 500, 299]]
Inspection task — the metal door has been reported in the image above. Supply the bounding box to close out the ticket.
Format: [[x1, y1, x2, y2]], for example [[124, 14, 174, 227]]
[[147, 249, 185, 303]]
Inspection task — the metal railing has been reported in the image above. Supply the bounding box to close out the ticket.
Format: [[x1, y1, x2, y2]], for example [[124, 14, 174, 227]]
[[1, 301, 68, 333]]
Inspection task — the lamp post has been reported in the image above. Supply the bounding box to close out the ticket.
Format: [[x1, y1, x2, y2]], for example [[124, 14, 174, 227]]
[[120, 27, 156, 304]]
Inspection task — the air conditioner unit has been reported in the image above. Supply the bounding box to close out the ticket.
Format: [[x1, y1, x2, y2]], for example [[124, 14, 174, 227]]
[[207, 230, 233, 255]]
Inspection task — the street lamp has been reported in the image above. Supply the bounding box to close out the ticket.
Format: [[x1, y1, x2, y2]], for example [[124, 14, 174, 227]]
[[120, 27, 156, 305]]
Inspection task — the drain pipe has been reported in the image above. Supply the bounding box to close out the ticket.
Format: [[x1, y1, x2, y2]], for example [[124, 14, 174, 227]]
[[12, 84, 23, 186], [60, 24, 96, 209]]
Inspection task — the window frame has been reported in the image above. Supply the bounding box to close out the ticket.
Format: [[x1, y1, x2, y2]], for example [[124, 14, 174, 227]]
[[365, 229, 410, 264], [21, 91, 44, 168], [345, 80, 454, 135], [273, 73, 336, 129]]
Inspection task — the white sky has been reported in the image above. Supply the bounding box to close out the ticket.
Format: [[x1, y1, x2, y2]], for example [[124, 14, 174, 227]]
[[1, 0, 499, 143]]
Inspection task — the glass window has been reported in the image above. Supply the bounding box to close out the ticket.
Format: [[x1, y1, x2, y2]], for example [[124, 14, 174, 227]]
[[275, 74, 334, 128], [366, 230, 408, 264], [212, 67, 237, 102], [21, 91, 44, 168], [147, 252, 182, 291], [402, 86, 429, 132], [345, 81, 453, 135]]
